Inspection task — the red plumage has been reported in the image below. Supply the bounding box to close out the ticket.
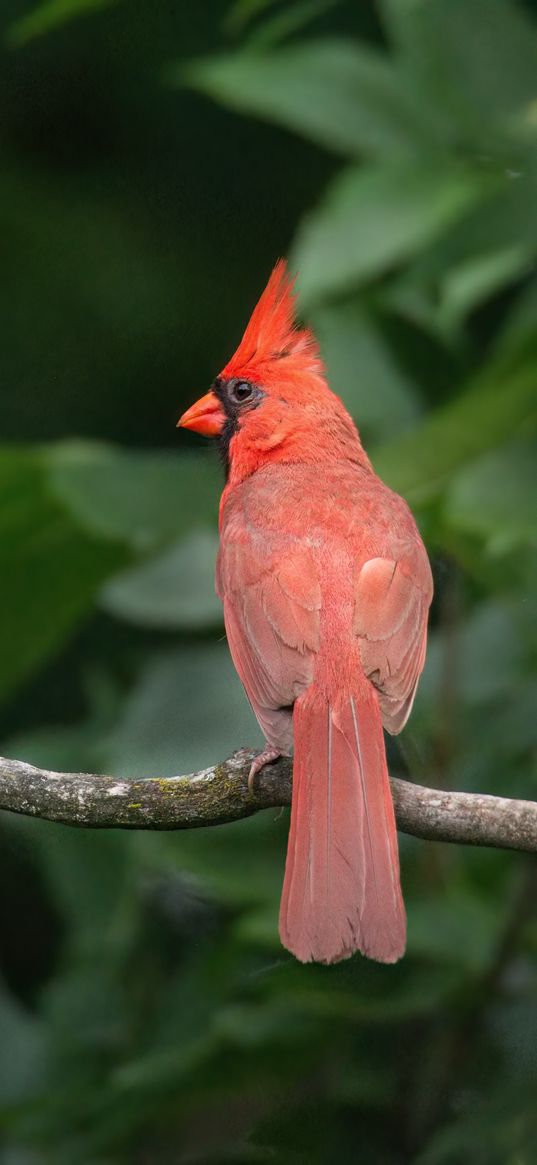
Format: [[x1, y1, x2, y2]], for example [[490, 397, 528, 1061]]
[[179, 262, 433, 964], [220, 259, 323, 388]]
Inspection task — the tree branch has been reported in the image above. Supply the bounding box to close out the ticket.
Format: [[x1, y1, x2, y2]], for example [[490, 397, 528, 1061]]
[[0, 750, 536, 852]]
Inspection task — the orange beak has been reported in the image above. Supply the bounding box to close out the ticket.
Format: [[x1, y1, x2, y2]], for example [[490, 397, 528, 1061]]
[[177, 390, 226, 437]]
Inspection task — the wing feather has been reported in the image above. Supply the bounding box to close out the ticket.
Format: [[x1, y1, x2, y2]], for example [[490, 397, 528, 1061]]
[[354, 552, 432, 734], [217, 538, 320, 746]]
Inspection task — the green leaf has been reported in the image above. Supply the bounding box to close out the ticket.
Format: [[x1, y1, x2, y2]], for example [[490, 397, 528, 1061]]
[[0, 981, 45, 1106], [0, 440, 223, 701], [386, 174, 537, 340], [100, 531, 222, 630], [437, 246, 532, 334], [380, 176, 537, 348], [445, 440, 537, 552], [153, 809, 285, 913], [244, 0, 340, 52], [312, 302, 422, 439], [409, 890, 503, 971], [501, 274, 537, 353], [6, 0, 120, 48], [47, 443, 220, 552], [0, 162, 203, 451], [106, 644, 261, 778], [0, 447, 127, 701], [372, 341, 537, 502], [22, 819, 135, 952], [415, 1081, 537, 1165], [274, 965, 463, 1023], [292, 160, 491, 305], [225, 0, 279, 35], [178, 40, 443, 160], [456, 603, 525, 707], [103, 639, 288, 913], [418, 602, 524, 721], [380, 0, 537, 134], [4, 668, 121, 773]]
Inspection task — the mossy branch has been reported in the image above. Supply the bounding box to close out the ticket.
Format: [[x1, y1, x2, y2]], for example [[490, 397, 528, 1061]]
[[0, 751, 536, 852]]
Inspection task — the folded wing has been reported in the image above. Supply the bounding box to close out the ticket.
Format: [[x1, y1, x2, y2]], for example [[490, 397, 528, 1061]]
[[354, 550, 433, 734], [217, 538, 321, 747]]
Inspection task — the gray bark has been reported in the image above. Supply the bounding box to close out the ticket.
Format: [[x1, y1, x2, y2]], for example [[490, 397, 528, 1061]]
[[0, 750, 536, 852]]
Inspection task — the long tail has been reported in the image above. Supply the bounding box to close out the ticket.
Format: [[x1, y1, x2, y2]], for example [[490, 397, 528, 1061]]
[[279, 682, 406, 964]]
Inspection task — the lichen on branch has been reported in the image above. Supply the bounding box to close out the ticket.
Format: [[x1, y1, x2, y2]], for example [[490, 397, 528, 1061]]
[[0, 751, 536, 852]]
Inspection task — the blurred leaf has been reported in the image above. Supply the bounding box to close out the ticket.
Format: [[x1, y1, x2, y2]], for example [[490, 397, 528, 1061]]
[[385, 175, 537, 342], [437, 246, 532, 334], [42, 957, 132, 1054], [420, 601, 524, 716], [152, 810, 285, 913], [0, 1149, 44, 1165], [3, 668, 122, 776], [422, 176, 537, 280], [488, 681, 537, 758], [373, 341, 537, 502], [6, 0, 120, 47], [48, 443, 219, 552], [100, 530, 221, 630], [5, 722, 106, 777], [6, 812, 135, 956], [245, 0, 340, 51], [380, 0, 537, 135], [445, 439, 537, 552], [239, 907, 462, 1014], [456, 602, 527, 707], [408, 891, 499, 971], [213, 999, 319, 1049], [0, 447, 127, 700], [501, 273, 537, 352], [109, 1034, 217, 1101], [491, 996, 537, 1077], [106, 644, 261, 778], [179, 40, 443, 160], [225, 0, 279, 35], [312, 301, 422, 439], [103, 644, 284, 916], [0, 162, 200, 447], [0, 981, 45, 1105], [415, 1082, 537, 1165], [293, 160, 491, 305]]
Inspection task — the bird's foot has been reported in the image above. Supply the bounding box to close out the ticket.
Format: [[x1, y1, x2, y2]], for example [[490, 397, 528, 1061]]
[[248, 746, 282, 793]]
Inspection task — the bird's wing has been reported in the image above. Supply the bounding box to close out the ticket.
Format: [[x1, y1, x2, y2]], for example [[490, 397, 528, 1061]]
[[216, 537, 321, 739], [354, 549, 433, 734]]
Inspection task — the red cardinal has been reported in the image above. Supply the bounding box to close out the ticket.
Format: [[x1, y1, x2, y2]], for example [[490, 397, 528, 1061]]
[[179, 262, 433, 964]]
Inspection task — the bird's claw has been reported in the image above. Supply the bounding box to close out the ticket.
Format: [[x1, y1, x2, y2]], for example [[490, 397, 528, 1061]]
[[248, 747, 282, 793]]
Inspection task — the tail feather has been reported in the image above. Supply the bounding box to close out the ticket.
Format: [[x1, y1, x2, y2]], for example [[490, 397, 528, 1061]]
[[279, 683, 405, 964]]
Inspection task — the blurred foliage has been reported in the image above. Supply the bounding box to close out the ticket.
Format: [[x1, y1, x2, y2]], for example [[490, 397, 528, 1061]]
[[6, 0, 119, 48], [0, 0, 536, 1162]]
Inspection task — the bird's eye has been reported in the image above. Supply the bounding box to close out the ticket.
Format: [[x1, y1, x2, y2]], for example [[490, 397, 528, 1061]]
[[229, 380, 255, 405]]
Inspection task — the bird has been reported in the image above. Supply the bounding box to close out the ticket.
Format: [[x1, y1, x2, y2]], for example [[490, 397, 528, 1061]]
[[178, 261, 433, 965]]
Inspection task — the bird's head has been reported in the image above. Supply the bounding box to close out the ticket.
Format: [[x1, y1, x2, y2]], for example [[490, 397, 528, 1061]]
[[178, 260, 365, 484]]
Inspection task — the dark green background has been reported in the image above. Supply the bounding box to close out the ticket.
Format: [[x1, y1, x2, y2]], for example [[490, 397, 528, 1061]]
[[0, 1, 536, 1162]]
